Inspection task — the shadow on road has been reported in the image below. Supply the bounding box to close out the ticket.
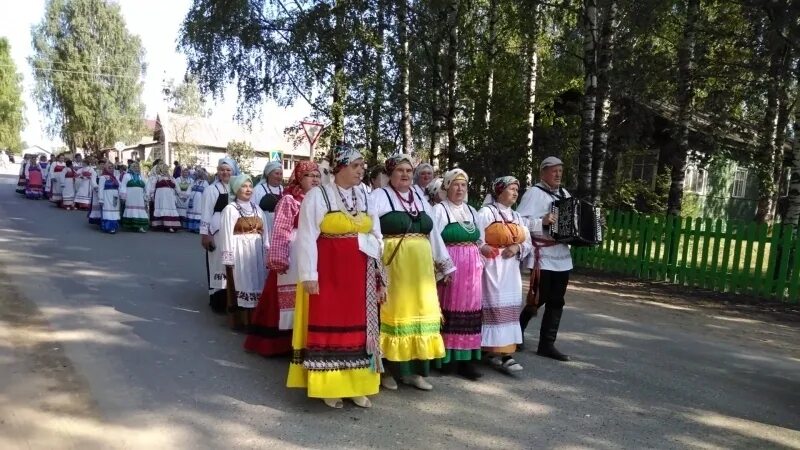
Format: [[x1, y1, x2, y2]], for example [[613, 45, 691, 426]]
[[0, 188, 798, 449]]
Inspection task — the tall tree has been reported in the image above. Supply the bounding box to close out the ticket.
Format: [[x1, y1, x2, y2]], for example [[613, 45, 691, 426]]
[[0, 38, 25, 153], [666, 0, 699, 216], [444, 0, 461, 165], [521, 0, 540, 185], [590, 0, 617, 201], [163, 76, 209, 117], [30, 0, 145, 156], [577, 0, 598, 198], [787, 105, 800, 226], [397, 0, 413, 153], [755, 6, 792, 223]]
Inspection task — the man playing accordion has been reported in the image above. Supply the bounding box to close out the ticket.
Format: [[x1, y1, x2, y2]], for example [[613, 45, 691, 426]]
[[516, 156, 572, 362]]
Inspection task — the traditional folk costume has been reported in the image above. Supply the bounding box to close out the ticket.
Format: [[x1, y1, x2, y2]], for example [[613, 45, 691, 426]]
[[219, 175, 269, 330], [253, 161, 284, 232], [39, 161, 51, 199], [149, 166, 182, 231], [175, 174, 193, 228], [16, 160, 28, 194], [200, 158, 238, 314], [87, 168, 102, 225], [97, 169, 121, 233], [119, 166, 150, 232], [516, 156, 574, 360], [245, 161, 318, 356], [288, 147, 384, 401], [60, 166, 78, 208], [25, 163, 45, 200], [371, 155, 452, 383], [477, 177, 532, 368], [185, 176, 208, 233], [48, 161, 66, 205], [75, 166, 96, 210], [432, 170, 484, 369]]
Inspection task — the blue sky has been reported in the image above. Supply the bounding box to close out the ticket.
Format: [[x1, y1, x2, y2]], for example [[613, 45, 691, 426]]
[[0, 0, 308, 149]]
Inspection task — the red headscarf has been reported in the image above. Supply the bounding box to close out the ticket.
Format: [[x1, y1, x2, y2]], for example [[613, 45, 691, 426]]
[[286, 160, 319, 201]]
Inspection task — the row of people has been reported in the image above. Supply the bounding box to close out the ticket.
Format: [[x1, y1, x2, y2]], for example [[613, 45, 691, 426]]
[[203, 148, 573, 409]]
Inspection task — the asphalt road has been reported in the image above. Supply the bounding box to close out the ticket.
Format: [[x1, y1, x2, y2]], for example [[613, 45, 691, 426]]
[[0, 165, 798, 449]]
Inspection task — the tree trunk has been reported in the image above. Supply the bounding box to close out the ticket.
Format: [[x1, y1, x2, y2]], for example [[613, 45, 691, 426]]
[[397, 0, 413, 154], [524, 1, 540, 186], [787, 108, 800, 225], [591, 0, 617, 202], [483, 0, 498, 135], [330, 0, 347, 153], [445, 0, 460, 163], [369, 0, 385, 166], [755, 30, 788, 223], [666, 0, 699, 216], [577, 0, 598, 198], [429, 5, 447, 167]]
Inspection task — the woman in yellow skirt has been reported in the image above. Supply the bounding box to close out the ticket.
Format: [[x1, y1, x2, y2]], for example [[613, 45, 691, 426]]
[[370, 155, 454, 391], [288, 145, 385, 409]]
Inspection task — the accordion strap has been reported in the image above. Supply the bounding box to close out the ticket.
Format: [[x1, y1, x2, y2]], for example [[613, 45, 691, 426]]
[[534, 184, 565, 200], [526, 237, 559, 309]]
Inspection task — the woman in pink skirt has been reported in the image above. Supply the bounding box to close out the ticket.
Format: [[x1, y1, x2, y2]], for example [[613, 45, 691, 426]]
[[432, 169, 484, 380]]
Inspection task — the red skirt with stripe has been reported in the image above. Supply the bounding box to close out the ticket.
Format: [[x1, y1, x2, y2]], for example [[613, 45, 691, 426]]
[[243, 271, 292, 356]]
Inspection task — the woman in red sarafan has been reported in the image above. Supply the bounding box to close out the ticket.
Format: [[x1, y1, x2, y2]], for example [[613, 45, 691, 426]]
[[244, 160, 320, 356]]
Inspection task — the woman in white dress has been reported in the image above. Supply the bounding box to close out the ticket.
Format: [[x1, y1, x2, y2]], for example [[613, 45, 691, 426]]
[[97, 162, 122, 234], [174, 166, 193, 229], [48, 154, 66, 206], [219, 174, 269, 330], [477, 176, 532, 374], [200, 158, 238, 314], [186, 168, 209, 233], [252, 161, 284, 231], [149, 163, 182, 232], [119, 162, 150, 232], [60, 160, 78, 209], [75, 159, 96, 210]]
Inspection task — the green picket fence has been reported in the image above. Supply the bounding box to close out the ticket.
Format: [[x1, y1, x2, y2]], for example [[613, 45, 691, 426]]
[[572, 211, 800, 302]]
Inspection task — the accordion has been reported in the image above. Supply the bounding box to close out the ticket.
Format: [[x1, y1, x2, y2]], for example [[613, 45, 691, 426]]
[[549, 197, 603, 247]]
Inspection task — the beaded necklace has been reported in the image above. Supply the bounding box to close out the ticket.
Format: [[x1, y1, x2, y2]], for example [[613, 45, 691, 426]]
[[233, 201, 260, 233], [390, 185, 420, 218], [443, 200, 476, 234], [336, 185, 359, 216]]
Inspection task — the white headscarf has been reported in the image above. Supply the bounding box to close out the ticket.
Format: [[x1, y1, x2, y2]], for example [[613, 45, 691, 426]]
[[262, 161, 282, 181], [218, 157, 240, 176]]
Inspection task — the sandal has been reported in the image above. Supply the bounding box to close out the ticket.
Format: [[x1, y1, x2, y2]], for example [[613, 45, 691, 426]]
[[350, 396, 372, 408], [323, 398, 344, 409]]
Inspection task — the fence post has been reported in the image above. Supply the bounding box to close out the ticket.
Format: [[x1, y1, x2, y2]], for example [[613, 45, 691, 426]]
[[764, 223, 782, 298], [775, 224, 794, 301], [741, 222, 757, 295], [789, 230, 800, 303], [719, 220, 736, 293]]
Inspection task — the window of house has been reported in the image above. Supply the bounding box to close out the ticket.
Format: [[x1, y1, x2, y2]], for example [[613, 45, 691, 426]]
[[731, 167, 748, 198], [631, 154, 657, 184], [684, 165, 708, 194], [196, 150, 210, 168]]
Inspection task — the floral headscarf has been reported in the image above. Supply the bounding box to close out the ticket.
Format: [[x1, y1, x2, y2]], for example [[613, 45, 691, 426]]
[[491, 175, 519, 200], [333, 144, 362, 173], [384, 154, 414, 175], [442, 168, 468, 191], [102, 162, 118, 184], [285, 160, 319, 200]]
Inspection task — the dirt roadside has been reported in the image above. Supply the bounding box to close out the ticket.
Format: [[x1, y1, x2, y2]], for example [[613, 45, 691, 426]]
[[0, 260, 104, 449]]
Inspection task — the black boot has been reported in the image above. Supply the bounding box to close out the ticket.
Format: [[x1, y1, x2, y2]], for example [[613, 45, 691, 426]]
[[209, 290, 227, 315], [519, 305, 538, 350], [456, 361, 483, 381], [537, 306, 570, 361]]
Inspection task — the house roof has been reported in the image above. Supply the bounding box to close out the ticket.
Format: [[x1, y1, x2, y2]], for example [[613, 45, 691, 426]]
[[21, 145, 52, 156], [154, 112, 303, 154]]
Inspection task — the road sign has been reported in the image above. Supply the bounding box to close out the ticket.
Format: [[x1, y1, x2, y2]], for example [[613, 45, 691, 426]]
[[269, 151, 282, 162]]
